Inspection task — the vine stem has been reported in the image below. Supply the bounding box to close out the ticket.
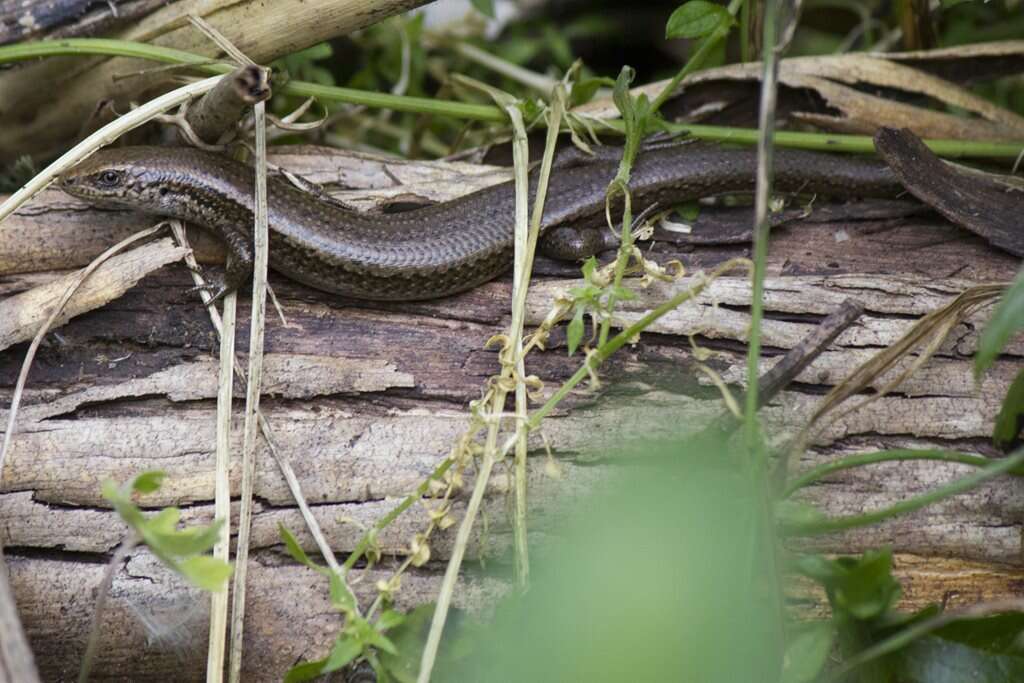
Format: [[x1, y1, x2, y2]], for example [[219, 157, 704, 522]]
[[783, 449, 1012, 497], [784, 448, 1024, 536], [2, 40, 1022, 158]]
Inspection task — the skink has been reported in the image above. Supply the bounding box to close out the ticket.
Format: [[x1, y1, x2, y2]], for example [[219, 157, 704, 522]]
[[58, 143, 902, 300]]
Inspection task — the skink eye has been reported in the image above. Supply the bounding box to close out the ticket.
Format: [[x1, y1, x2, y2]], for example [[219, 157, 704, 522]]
[[97, 170, 122, 187]]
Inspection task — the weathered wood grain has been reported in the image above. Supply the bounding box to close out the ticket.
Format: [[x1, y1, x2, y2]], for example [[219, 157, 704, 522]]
[[0, 148, 1021, 680]]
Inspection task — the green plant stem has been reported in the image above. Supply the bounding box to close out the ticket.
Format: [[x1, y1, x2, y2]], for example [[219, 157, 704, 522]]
[[3, 40, 1022, 159], [341, 458, 455, 573], [783, 448, 1024, 536], [0, 39, 504, 123], [830, 597, 1024, 680], [650, 0, 745, 115], [530, 259, 747, 430], [783, 449, 1014, 498], [740, 0, 752, 62], [745, 0, 790, 453]]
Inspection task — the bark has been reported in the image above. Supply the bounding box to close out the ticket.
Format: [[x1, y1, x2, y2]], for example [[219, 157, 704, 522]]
[[0, 147, 1022, 680]]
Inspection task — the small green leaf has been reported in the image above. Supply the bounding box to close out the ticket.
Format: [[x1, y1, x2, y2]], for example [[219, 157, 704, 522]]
[[674, 201, 701, 221], [568, 284, 601, 301], [612, 65, 637, 123], [581, 256, 598, 281], [795, 550, 901, 622], [322, 636, 363, 673], [101, 479, 123, 505], [567, 306, 586, 356], [279, 523, 326, 574], [177, 555, 233, 591], [569, 78, 607, 107], [330, 572, 357, 612], [470, 0, 495, 18], [976, 268, 1024, 376], [834, 550, 902, 620], [377, 609, 407, 631], [665, 1, 732, 40], [131, 470, 166, 494], [994, 368, 1024, 450], [284, 657, 328, 683], [610, 285, 636, 301], [364, 628, 399, 656], [148, 520, 222, 557], [145, 507, 181, 535], [781, 621, 834, 683]]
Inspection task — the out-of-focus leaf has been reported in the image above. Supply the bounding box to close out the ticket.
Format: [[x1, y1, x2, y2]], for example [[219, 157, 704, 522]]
[[279, 523, 326, 575], [176, 555, 232, 592], [781, 621, 833, 683], [796, 549, 901, 621], [934, 612, 1024, 655], [567, 306, 586, 355], [322, 637, 363, 673], [470, 0, 495, 18], [284, 658, 329, 683], [975, 257, 1024, 376], [894, 635, 1024, 682], [665, 1, 732, 40], [330, 572, 357, 613], [131, 470, 166, 494], [993, 368, 1024, 450]]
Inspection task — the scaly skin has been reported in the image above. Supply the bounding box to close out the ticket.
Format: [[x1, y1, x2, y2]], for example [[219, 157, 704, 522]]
[[58, 143, 902, 300]]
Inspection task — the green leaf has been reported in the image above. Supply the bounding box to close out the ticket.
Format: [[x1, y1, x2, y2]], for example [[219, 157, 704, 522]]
[[279, 523, 326, 574], [377, 606, 433, 683], [581, 256, 598, 281], [674, 201, 701, 221], [541, 24, 574, 69], [833, 550, 902, 621], [322, 636, 363, 673], [569, 78, 608, 107], [147, 520, 222, 557], [145, 507, 181, 534], [665, 1, 732, 40], [994, 368, 1024, 449], [284, 657, 328, 683], [894, 634, 1024, 682], [935, 612, 1024, 655], [176, 555, 233, 591], [612, 65, 637, 123], [377, 609, 407, 631], [781, 621, 833, 683], [610, 285, 636, 301], [101, 479, 122, 504], [131, 470, 166, 494], [567, 306, 586, 356], [348, 614, 399, 655], [470, 0, 495, 18], [330, 572, 357, 612], [976, 268, 1024, 376], [796, 550, 901, 621]]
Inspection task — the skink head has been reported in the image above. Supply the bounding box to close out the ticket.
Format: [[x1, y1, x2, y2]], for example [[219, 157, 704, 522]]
[[58, 147, 180, 212]]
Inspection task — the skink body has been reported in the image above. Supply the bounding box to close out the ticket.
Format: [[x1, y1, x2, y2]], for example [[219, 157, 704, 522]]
[[59, 143, 903, 300]]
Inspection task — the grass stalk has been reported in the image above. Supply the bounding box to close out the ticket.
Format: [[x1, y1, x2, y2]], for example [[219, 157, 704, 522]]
[[227, 100, 271, 683]]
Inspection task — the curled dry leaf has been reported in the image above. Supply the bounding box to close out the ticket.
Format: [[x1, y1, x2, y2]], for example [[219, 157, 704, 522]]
[[576, 42, 1024, 141]]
